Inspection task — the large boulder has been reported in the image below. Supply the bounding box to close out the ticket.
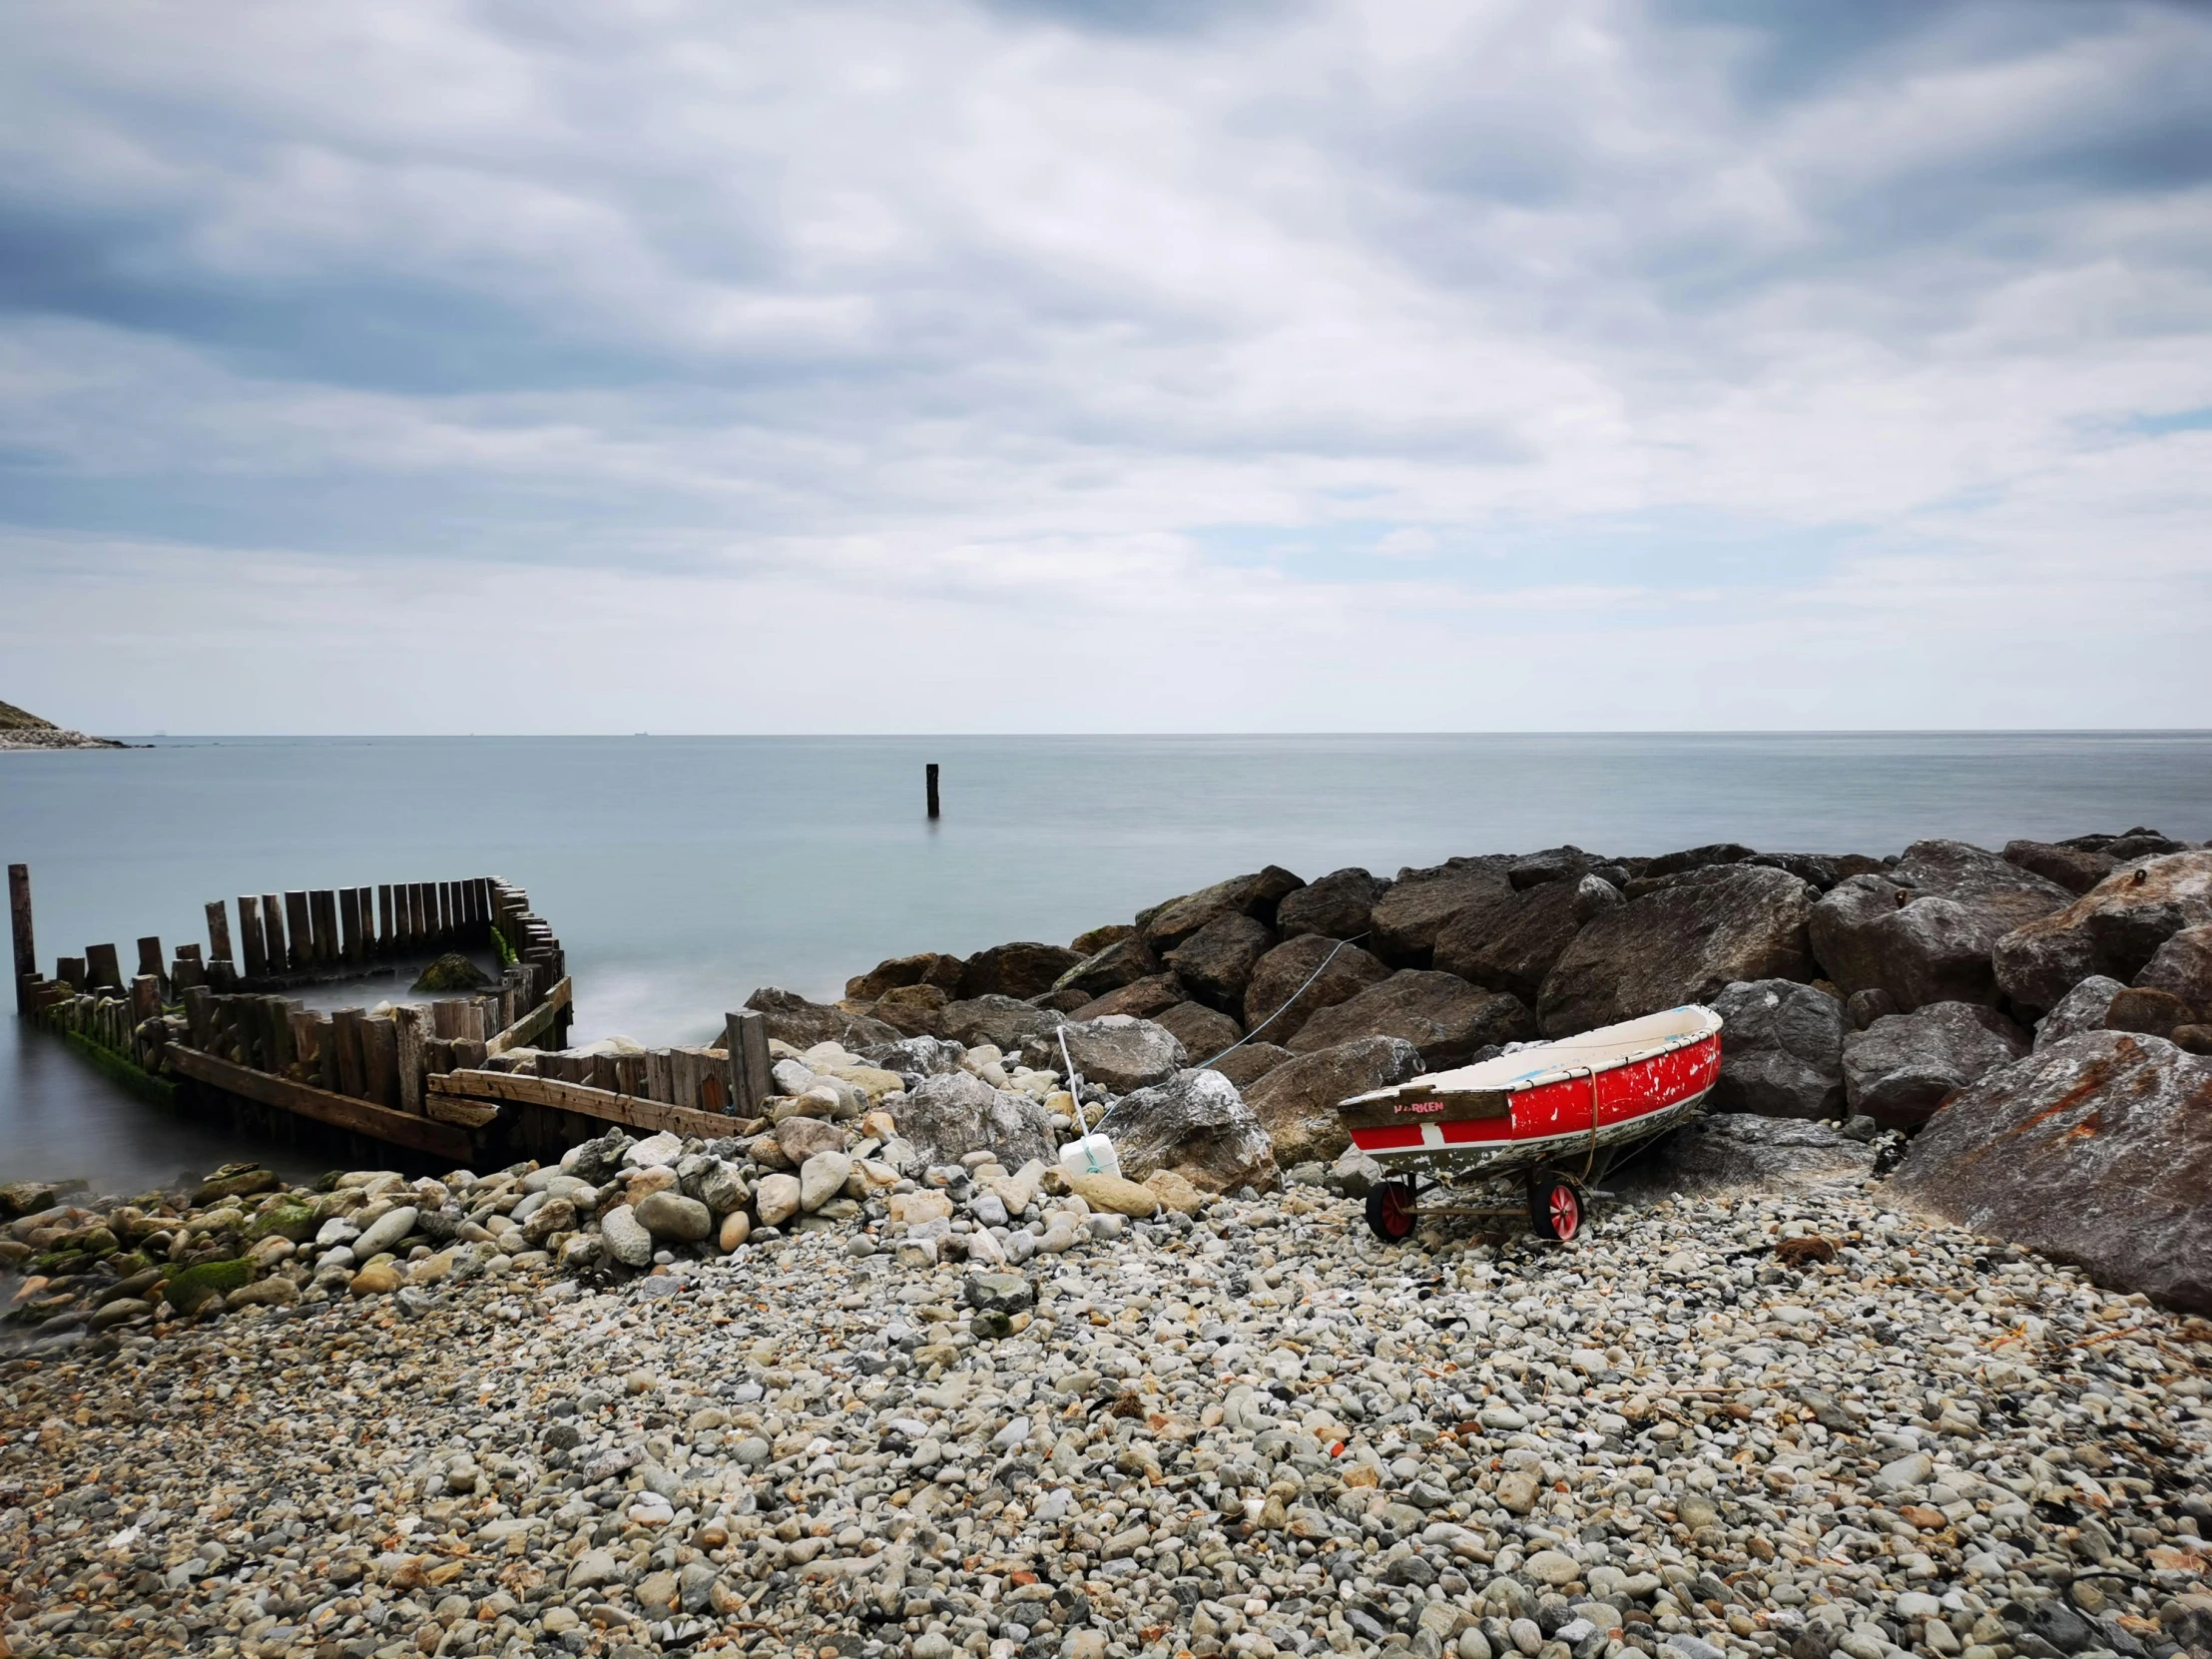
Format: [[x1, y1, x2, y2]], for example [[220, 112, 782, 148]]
[[956, 942, 1083, 1001], [1708, 979, 1846, 1120], [2133, 923, 2212, 1020], [895, 1070, 1058, 1172], [936, 994, 1067, 1052], [1841, 1001, 2027, 1128], [1275, 866, 1392, 941], [2033, 975, 2124, 1051], [1070, 973, 1186, 1022], [1369, 857, 1511, 966], [1808, 839, 2071, 1014], [1207, 1042, 1292, 1090], [1242, 1036, 1423, 1169], [845, 951, 965, 1002], [1051, 934, 1162, 999], [1993, 851, 2212, 1015], [1240, 934, 1389, 1044], [1506, 844, 1599, 891], [2003, 840, 2117, 897], [745, 987, 900, 1050], [1138, 867, 1305, 952], [1536, 864, 1817, 1037], [1098, 1069, 1278, 1194], [1037, 1015, 1187, 1093], [1637, 841, 1757, 881], [861, 1035, 967, 1080], [1891, 1031, 2212, 1312], [1612, 1114, 1874, 1200], [1286, 969, 1533, 1065], [1164, 912, 1278, 1011], [1430, 878, 1588, 1004], [872, 983, 949, 1035], [1154, 1001, 1241, 1065]]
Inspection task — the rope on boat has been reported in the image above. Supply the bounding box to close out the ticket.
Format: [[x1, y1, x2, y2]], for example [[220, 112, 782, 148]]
[[1194, 931, 1374, 1068]]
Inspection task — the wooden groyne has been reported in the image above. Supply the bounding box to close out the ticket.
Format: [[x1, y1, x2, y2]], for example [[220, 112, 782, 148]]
[[7, 864, 773, 1171]]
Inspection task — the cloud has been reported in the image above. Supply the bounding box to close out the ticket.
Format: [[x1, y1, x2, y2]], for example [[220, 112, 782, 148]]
[[0, 0, 2207, 730]]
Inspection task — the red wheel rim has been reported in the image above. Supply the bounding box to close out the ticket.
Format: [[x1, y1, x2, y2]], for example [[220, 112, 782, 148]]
[[1382, 1184, 1412, 1238], [1547, 1184, 1580, 1241]]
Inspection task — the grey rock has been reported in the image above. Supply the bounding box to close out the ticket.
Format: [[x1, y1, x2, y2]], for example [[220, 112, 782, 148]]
[[1275, 866, 1391, 941], [2133, 922, 2212, 1019], [1153, 1001, 1242, 1066], [1206, 1040, 1293, 1090], [1537, 864, 1817, 1038], [1614, 1113, 1875, 1198], [770, 1058, 818, 1097], [937, 994, 1067, 1052], [1164, 912, 1279, 1011], [1569, 873, 1623, 924], [753, 1174, 802, 1228], [354, 1206, 420, 1259], [2004, 838, 2119, 896], [1810, 840, 2070, 1014], [897, 1069, 1059, 1171], [798, 1151, 851, 1212], [1709, 979, 1846, 1119], [562, 1129, 634, 1185], [744, 986, 900, 1050], [1892, 1029, 2212, 1312], [1244, 1036, 1424, 1168], [861, 1035, 967, 1080], [1842, 1001, 2027, 1128], [1432, 877, 1591, 1005], [2035, 975, 2125, 1051], [1288, 969, 1533, 1066], [1139, 866, 1305, 951], [956, 941, 1084, 1001], [1040, 1015, 1188, 1093], [634, 1190, 712, 1244], [1369, 856, 1513, 966], [1052, 934, 1163, 999], [1098, 1068, 1279, 1194], [598, 1204, 654, 1269], [1993, 850, 2212, 1014], [1241, 934, 1390, 1044]]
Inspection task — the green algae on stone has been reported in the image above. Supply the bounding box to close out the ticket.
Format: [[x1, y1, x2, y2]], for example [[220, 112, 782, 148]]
[[245, 1200, 318, 1244], [411, 952, 490, 993], [163, 1258, 254, 1313]]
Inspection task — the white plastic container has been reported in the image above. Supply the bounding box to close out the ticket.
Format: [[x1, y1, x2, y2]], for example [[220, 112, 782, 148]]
[[1055, 1028, 1123, 1180]]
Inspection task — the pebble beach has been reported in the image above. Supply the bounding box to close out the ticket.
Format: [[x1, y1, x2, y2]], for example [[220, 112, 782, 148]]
[[7, 1157, 2210, 1659]]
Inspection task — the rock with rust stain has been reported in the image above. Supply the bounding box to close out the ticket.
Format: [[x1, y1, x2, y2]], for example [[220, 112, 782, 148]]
[[1890, 1029, 2212, 1312]]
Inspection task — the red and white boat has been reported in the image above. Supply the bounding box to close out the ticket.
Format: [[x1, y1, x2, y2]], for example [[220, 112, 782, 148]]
[[1337, 1004, 1722, 1244]]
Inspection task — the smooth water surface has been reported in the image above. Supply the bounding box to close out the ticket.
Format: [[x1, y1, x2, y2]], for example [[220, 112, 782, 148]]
[[4, 732, 2208, 1189]]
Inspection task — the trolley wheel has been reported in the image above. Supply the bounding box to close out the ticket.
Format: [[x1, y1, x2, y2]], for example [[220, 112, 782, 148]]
[[1528, 1172, 1584, 1243], [1364, 1180, 1419, 1243]]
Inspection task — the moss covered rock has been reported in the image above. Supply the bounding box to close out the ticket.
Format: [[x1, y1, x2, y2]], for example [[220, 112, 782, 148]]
[[245, 1200, 317, 1244], [192, 1163, 278, 1206], [411, 952, 490, 993], [163, 1258, 253, 1313]]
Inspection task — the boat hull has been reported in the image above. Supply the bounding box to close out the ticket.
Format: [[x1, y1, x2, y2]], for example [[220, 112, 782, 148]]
[[1343, 1010, 1722, 1180]]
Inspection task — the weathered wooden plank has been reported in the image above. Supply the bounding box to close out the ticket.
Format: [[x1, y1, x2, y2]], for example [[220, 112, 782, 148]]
[[86, 942, 125, 991], [394, 1003, 429, 1116], [205, 899, 233, 968], [377, 883, 394, 953], [238, 896, 268, 978], [137, 935, 165, 983], [167, 1044, 475, 1160], [332, 1007, 366, 1098], [727, 1009, 773, 1117], [261, 892, 287, 977], [283, 892, 312, 971], [426, 1094, 502, 1128], [429, 1069, 736, 1140], [484, 975, 572, 1057], [338, 887, 362, 966], [361, 1014, 400, 1107]]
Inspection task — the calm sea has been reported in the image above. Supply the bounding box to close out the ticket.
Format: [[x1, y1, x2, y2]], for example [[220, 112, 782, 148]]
[[4, 732, 2208, 1191]]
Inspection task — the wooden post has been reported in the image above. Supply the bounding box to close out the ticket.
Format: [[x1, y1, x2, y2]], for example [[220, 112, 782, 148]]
[[205, 899, 233, 967], [310, 890, 337, 966], [86, 942, 124, 991], [377, 883, 394, 954], [332, 1007, 366, 1097], [393, 1002, 428, 1115], [137, 935, 165, 984], [237, 896, 268, 979], [360, 1014, 400, 1107], [184, 984, 216, 1050], [283, 891, 311, 972], [261, 892, 286, 978], [131, 973, 161, 1024], [338, 887, 362, 966], [926, 762, 941, 820], [7, 864, 31, 1015], [726, 1008, 772, 1117], [57, 955, 87, 990]]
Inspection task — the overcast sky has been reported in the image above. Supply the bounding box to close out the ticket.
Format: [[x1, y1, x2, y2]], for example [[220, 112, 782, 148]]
[[2, 0, 2208, 734]]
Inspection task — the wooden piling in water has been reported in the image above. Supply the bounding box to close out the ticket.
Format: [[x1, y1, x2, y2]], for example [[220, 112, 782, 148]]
[[283, 892, 311, 972], [261, 892, 286, 977], [86, 941, 124, 991], [237, 896, 268, 979], [205, 899, 233, 968], [927, 762, 941, 819], [310, 889, 337, 966], [8, 863, 32, 1015]]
